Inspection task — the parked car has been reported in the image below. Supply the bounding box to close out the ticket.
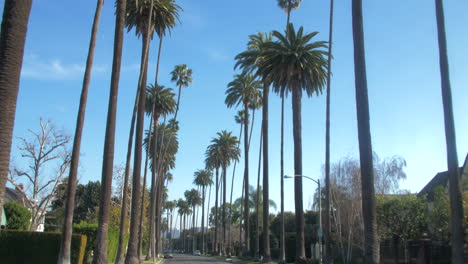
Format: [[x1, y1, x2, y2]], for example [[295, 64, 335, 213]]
[[193, 250, 201, 256], [164, 254, 174, 259]]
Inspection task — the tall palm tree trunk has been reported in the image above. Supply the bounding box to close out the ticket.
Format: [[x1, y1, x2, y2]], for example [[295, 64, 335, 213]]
[[214, 167, 219, 254], [206, 183, 212, 254], [93, 0, 126, 263], [116, 87, 139, 264], [280, 97, 286, 263], [352, 1, 379, 263], [324, 1, 334, 263], [58, 1, 103, 264], [292, 86, 306, 263], [434, 1, 464, 263], [262, 82, 271, 262], [192, 205, 196, 253], [229, 123, 243, 253], [222, 165, 228, 256], [243, 104, 251, 257], [155, 171, 165, 255], [201, 185, 206, 254], [0, 0, 32, 227], [255, 128, 263, 260], [115, 82, 140, 264], [125, 25, 152, 264], [147, 116, 160, 260]]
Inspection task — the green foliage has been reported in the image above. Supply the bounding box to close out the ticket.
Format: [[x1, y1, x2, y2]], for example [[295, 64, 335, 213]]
[[3, 201, 31, 230], [73, 221, 120, 263], [428, 186, 450, 241], [0, 230, 86, 264], [377, 194, 428, 242]]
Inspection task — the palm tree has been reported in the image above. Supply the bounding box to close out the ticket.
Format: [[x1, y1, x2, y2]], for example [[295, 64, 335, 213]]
[[58, 1, 104, 263], [225, 73, 262, 256], [434, 1, 464, 262], [163, 200, 176, 250], [260, 24, 328, 263], [145, 84, 176, 258], [0, 0, 32, 231], [324, 0, 335, 263], [177, 199, 189, 252], [92, 0, 127, 263], [276, 2, 302, 262], [194, 169, 214, 254], [205, 145, 222, 254], [228, 110, 246, 252], [170, 64, 193, 120], [211, 131, 241, 256], [185, 189, 201, 253], [235, 31, 274, 262], [123, 0, 155, 262], [351, 1, 378, 262]]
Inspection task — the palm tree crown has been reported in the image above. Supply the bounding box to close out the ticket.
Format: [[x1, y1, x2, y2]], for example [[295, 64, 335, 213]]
[[185, 189, 201, 209], [207, 131, 240, 169], [171, 64, 193, 89], [145, 84, 176, 118], [193, 169, 214, 187], [261, 23, 328, 98], [125, 0, 181, 38], [277, 0, 302, 12], [225, 73, 263, 109]]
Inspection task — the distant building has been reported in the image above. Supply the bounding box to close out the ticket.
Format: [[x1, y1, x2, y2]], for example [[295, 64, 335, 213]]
[[3, 185, 45, 232], [418, 153, 468, 201]]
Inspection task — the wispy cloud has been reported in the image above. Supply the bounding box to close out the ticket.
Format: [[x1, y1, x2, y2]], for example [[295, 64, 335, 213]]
[[206, 49, 230, 62], [21, 54, 108, 80]]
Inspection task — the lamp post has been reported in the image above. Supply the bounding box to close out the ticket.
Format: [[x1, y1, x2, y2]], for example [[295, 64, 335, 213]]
[[284, 175, 322, 264]]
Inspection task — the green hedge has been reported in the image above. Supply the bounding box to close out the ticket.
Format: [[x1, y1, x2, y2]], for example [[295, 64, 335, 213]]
[[3, 201, 31, 230], [0, 230, 86, 264], [73, 221, 121, 263]]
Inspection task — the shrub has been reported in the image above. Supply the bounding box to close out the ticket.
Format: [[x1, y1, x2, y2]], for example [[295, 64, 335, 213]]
[[0, 230, 86, 264], [3, 201, 31, 230], [73, 221, 121, 263]]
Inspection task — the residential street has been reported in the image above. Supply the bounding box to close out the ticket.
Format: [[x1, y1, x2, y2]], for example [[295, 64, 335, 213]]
[[163, 254, 236, 264]]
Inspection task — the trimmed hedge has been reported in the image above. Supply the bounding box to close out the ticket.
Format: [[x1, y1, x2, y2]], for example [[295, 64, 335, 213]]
[[3, 201, 31, 230], [0, 230, 87, 264], [73, 221, 121, 263]]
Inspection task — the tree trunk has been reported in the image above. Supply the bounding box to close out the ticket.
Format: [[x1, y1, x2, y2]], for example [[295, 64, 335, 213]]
[[115, 73, 139, 264], [155, 171, 165, 255], [255, 128, 263, 260], [58, 1, 103, 263], [201, 185, 206, 254], [147, 114, 160, 260], [351, 1, 379, 263], [229, 123, 243, 254], [206, 183, 212, 254], [280, 96, 285, 263], [243, 103, 251, 257], [239, 176, 245, 257], [124, 28, 151, 264], [214, 167, 219, 254], [222, 165, 227, 256], [92, 0, 126, 262], [292, 86, 306, 263], [324, 0, 334, 263], [434, 1, 464, 263], [0, 0, 32, 227], [192, 205, 196, 253], [262, 82, 271, 262]]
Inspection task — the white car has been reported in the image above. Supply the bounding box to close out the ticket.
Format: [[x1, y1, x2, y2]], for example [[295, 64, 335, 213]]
[[193, 250, 201, 256]]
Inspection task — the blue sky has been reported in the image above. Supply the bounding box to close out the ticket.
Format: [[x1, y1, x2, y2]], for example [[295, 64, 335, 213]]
[[4, 0, 468, 221]]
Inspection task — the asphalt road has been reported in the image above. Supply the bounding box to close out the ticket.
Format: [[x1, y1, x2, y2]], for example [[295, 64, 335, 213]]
[[163, 254, 233, 263]]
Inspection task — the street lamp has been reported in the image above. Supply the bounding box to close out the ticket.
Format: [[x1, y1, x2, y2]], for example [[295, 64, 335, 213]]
[[284, 175, 322, 264]]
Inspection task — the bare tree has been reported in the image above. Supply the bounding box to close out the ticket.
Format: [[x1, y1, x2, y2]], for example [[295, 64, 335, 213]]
[[8, 118, 71, 231]]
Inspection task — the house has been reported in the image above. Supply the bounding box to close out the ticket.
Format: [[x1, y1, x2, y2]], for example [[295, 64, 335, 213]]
[[418, 153, 468, 201], [2, 185, 45, 232]]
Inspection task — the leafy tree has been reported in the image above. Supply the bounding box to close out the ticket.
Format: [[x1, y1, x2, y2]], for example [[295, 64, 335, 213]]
[[3, 201, 31, 230]]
